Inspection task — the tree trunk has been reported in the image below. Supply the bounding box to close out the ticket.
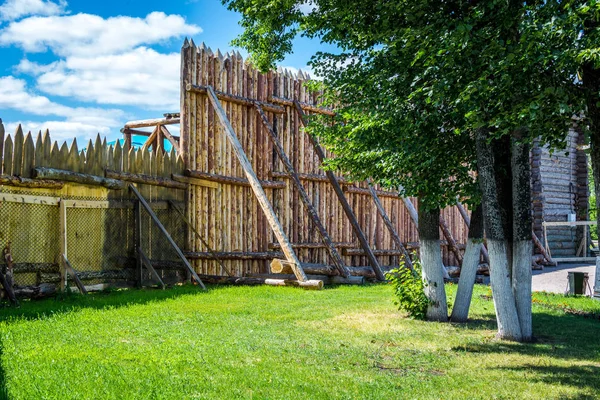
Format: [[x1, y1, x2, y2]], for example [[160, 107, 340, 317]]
[[450, 204, 483, 322], [476, 129, 522, 341], [511, 138, 533, 341], [418, 206, 448, 322]]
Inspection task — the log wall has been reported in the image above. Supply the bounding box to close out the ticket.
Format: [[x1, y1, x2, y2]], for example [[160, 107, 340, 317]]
[[180, 40, 470, 276], [532, 128, 589, 257]]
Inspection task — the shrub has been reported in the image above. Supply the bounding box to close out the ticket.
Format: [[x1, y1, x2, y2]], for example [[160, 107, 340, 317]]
[[386, 257, 430, 320]]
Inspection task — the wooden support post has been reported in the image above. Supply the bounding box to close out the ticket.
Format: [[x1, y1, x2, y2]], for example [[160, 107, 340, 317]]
[[161, 126, 180, 150], [255, 104, 350, 278], [134, 200, 142, 288], [532, 230, 555, 265], [129, 184, 206, 289], [1, 244, 18, 306], [204, 86, 308, 282], [439, 214, 463, 264], [367, 181, 413, 270], [138, 248, 166, 289], [62, 255, 87, 295], [456, 201, 490, 264], [293, 101, 385, 281], [141, 126, 160, 153], [59, 199, 67, 290]]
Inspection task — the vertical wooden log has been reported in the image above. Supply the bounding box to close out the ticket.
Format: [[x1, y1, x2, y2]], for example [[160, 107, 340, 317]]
[[12, 126, 24, 176], [41, 130, 51, 167], [293, 101, 385, 281], [0, 121, 4, 175], [21, 132, 34, 178], [205, 87, 307, 281], [135, 200, 142, 288], [68, 139, 79, 173], [59, 200, 67, 290], [256, 105, 350, 277], [367, 182, 413, 269], [3, 135, 13, 176]]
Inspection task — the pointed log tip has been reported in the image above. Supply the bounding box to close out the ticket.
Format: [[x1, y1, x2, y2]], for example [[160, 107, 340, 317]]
[[199, 41, 206, 51], [189, 38, 196, 48], [183, 38, 190, 48]]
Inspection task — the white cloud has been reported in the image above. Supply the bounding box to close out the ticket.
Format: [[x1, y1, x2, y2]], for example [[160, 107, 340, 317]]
[[3, 120, 111, 142], [0, 11, 201, 56], [0, 76, 124, 141], [19, 47, 182, 110], [0, 0, 66, 22]]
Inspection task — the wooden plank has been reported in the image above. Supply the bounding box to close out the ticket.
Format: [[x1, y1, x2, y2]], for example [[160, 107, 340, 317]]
[[439, 214, 463, 264], [0, 192, 60, 205], [2, 135, 12, 176], [543, 221, 597, 226], [62, 255, 88, 295], [270, 170, 351, 183], [256, 104, 350, 277], [269, 242, 355, 249], [129, 184, 206, 289], [204, 86, 307, 281], [141, 125, 160, 153], [138, 248, 166, 289], [293, 101, 385, 281], [367, 182, 413, 269], [269, 95, 335, 116], [553, 257, 597, 263]]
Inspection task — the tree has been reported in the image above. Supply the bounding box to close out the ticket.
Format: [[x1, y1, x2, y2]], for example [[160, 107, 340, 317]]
[[223, 0, 581, 340]]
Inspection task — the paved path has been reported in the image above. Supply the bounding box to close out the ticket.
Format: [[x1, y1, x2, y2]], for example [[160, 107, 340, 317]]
[[532, 262, 596, 295]]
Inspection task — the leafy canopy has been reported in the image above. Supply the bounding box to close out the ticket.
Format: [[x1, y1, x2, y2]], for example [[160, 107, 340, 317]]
[[223, 0, 583, 209]]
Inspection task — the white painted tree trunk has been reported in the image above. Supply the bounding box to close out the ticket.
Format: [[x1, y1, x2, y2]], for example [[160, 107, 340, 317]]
[[450, 238, 481, 322], [420, 239, 448, 322], [512, 240, 533, 341], [488, 239, 522, 341]]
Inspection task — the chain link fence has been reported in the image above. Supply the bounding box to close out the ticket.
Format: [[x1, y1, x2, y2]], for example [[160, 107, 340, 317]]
[[0, 187, 189, 290]]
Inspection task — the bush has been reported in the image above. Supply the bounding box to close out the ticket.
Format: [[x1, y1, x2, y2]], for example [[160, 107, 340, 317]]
[[386, 257, 430, 320]]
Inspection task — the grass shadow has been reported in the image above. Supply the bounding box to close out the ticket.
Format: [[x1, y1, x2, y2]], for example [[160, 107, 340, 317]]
[[451, 311, 600, 362], [494, 364, 600, 400], [0, 284, 210, 324]]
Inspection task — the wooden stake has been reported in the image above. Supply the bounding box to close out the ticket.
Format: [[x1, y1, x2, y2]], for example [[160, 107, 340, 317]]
[[204, 86, 308, 282], [293, 101, 385, 281], [255, 104, 350, 278]]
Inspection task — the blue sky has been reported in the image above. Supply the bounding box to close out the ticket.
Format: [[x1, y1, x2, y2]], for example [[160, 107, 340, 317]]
[[0, 0, 330, 144]]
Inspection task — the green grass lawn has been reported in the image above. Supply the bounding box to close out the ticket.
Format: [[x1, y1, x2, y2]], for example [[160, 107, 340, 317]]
[[1, 284, 599, 400]]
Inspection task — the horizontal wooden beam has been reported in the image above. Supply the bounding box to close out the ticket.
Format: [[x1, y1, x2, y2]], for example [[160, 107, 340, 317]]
[[270, 171, 350, 184], [172, 174, 219, 189], [124, 117, 180, 129], [186, 169, 286, 189], [268, 95, 336, 116], [543, 221, 597, 226], [33, 167, 126, 190], [268, 242, 355, 249], [186, 84, 285, 114], [105, 169, 187, 190], [0, 192, 60, 205], [183, 251, 284, 260], [343, 242, 466, 256], [343, 185, 400, 198], [0, 175, 64, 189]]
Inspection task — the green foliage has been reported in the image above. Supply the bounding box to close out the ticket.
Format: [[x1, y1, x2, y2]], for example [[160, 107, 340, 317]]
[[223, 0, 585, 210], [386, 258, 429, 320]]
